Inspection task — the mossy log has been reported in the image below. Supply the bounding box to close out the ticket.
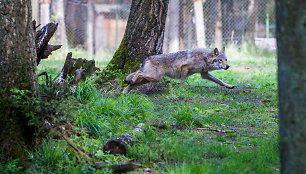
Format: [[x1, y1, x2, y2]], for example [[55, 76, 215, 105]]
[[103, 123, 145, 155], [33, 20, 62, 65]]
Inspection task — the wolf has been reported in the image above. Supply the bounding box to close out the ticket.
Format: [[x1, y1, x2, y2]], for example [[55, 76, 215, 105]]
[[122, 47, 235, 93]]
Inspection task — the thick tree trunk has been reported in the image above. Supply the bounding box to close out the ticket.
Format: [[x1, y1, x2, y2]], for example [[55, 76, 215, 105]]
[[277, 0, 306, 173], [105, 0, 169, 74], [0, 0, 38, 159]]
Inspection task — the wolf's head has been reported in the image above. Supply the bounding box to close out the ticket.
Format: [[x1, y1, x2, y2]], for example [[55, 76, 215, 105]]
[[209, 47, 230, 70]]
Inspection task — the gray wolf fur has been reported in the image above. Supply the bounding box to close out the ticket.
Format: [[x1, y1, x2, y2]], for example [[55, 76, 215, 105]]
[[122, 47, 235, 93]]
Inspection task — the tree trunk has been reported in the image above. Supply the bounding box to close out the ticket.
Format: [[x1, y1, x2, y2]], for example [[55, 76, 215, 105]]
[[245, 0, 258, 42], [86, 0, 94, 57], [31, 0, 39, 22], [277, 0, 306, 173], [105, 0, 169, 74], [167, 0, 180, 53], [0, 0, 38, 159], [193, 0, 206, 48], [52, 0, 68, 50], [39, 0, 50, 27], [215, 0, 222, 48]]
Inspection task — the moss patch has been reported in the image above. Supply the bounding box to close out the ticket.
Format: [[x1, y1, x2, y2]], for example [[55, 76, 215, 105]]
[[101, 37, 142, 82]]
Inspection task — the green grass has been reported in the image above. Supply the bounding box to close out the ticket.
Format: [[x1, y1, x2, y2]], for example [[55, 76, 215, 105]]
[[2, 44, 279, 173]]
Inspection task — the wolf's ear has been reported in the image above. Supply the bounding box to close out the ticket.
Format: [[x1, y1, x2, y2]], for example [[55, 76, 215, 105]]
[[214, 48, 219, 56], [221, 47, 225, 54]]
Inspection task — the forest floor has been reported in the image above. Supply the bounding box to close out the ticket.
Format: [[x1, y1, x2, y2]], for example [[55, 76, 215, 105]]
[[1, 44, 279, 173]]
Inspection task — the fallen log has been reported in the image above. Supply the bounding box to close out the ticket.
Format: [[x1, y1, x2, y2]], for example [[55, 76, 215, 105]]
[[103, 123, 145, 155], [62, 134, 142, 173]]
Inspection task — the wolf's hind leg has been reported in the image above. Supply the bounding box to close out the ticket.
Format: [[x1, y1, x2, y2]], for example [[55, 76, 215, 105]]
[[131, 71, 161, 84], [180, 65, 190, 86], [201, 72, 235, 89]]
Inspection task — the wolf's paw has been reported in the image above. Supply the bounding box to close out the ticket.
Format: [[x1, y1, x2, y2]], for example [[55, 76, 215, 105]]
[[226, 85, 235, 89]]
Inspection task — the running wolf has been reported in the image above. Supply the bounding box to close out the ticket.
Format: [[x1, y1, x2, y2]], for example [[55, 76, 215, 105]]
[[122, 47, 235, 93]]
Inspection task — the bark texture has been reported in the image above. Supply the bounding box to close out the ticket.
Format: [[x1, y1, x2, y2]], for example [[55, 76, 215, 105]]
[[277, 0, 306, 173], [106, 0, 169, 74], [0, 0, 37, 159], [103, 123, 145, 155]]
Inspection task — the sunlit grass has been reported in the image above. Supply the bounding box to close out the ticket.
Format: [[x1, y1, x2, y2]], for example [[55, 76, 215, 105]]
[[5, 44, 279, 173]]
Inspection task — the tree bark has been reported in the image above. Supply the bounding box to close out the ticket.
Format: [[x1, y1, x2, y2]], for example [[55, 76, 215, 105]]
[[103, 123, 145, 155], [277, 0, 306, 173], [0, 0, 38, 159], [105, 0, 169, 74]]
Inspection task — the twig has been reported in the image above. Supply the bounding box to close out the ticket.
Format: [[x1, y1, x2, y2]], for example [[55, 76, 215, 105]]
[[197, 127, 236, 133], [38, 71, 50, 86]]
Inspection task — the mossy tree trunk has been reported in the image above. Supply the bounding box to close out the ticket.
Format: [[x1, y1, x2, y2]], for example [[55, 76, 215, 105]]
[[0, 0, 38, 160], [105, 0, 169, 74], [277, 0, 306, 173]]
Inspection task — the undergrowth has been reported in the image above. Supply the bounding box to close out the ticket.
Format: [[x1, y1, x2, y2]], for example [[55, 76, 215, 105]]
[[0, 44, 279, 173]]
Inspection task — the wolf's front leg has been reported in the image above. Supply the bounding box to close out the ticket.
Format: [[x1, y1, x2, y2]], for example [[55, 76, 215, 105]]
[[201, 72, 235, 89], [122, 84, 132, 94]]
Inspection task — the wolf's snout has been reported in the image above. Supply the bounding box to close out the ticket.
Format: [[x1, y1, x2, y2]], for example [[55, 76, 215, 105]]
[[224, 65, 230, 70]]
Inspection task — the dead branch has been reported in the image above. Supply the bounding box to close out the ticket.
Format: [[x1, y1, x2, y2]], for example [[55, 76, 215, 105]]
[[103, 123, 145, 155], [197, 127, 236, 133], [54, 52, 73, 86], [32, 20, 62, 65], [38, 71, 50, 86]]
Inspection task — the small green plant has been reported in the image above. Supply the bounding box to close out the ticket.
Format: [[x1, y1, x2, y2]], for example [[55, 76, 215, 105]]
[[32, 137, 67, 167], [174, 104, 202, 129]]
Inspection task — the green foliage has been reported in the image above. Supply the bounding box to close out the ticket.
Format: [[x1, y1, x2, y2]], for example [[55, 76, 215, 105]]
[[173, 103, 203, 129], [73, 77, 154, 137], [31, 137, 67, 167], [9, 88, 41, 126], [21, 44, 280, 173]]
